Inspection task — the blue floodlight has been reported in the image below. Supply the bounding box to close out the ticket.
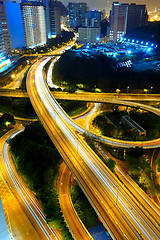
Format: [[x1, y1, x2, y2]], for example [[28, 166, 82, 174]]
[[132, 40, 134, 43], [136, 40, 139, 43], [124, 38, 126, 41], [151, 44, 154, 47], [128, 50, 132, 54], [96, 37, 100, 41], [147, 48, 152, 52], [141, 41, 144, 44], [128, 39, 130, 42], [146, 42, 148, 45]]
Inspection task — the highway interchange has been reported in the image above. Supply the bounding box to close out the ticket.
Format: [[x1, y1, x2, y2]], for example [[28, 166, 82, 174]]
[[1, 47, 160, 239], [26, 56, 160, 239]]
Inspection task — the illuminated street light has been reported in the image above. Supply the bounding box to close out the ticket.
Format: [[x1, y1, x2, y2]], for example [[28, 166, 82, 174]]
[[144, 89, 148, 94], [11, 74, 15, 79], [116, 89, 120, 94], [5, 122, 10, 127]]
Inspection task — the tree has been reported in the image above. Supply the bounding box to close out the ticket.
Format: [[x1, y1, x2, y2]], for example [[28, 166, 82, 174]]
[[0, 113, 15, 126], [155, 158, 160, 172], [106, 158, 116, 173]]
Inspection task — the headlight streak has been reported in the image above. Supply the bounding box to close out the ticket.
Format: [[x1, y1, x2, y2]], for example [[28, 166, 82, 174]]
[[3, 129, 60, 240], [33, 59, 160, 240]]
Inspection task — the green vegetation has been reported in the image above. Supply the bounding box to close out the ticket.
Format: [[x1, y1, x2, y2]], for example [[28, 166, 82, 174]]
[[125, 148, 157, 194], [83, 130, 157, 194], [0, 113, 15, 137], [70, 185, 98, 228], [155, 158, 160, 172], [83, 133, 116, 173], [0, 97, 36, 118], [9, 122, 73, 240], [19, 66, 31, 90], [92, 105, 160, 141], [58, 100, 88, 117], [53, 50, 160, 93], [23, 31, 74, 55]]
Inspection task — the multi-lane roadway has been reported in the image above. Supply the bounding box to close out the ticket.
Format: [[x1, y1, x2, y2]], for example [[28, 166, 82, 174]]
[[0, 126, 61, 240], [27, 57, 160, 240]]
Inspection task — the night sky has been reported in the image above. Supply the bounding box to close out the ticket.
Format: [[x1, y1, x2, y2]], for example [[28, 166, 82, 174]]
[[61, 0, 160, 11]]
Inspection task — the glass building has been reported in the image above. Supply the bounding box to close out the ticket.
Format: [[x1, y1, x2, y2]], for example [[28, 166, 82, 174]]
[[20, 2, 47, 48]]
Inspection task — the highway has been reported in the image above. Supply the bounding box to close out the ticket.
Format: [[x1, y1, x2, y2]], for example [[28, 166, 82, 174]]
[[27, 57, 160, 240], [58, 161, 93, 240], [2, 65, 30, 90], [0, 126, 61, 240], [1, 89, 160, 102]]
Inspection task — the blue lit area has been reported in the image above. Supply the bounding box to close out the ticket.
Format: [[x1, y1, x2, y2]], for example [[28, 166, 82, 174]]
[[120, 37, 157, 50], [0, 58, 12, 73]]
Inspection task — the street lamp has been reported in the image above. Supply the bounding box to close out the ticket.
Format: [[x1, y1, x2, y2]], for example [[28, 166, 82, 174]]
[[144, 89, 148, 94], [150, 86, 153, 94], [5, 122, 10, 127], [127, 86, 129, 94], [116, 89, 120, 95]]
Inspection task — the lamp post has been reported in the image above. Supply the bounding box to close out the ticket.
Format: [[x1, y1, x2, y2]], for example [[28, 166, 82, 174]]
[[127, 86, 129, 94]]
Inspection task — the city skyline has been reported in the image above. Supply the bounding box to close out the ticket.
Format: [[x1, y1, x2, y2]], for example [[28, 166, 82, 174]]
[[61, 0, 160, 11]]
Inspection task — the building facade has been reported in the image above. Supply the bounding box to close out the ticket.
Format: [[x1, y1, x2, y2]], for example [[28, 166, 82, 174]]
[[44, 0, 61, 38], [110, 2, 128, 42], [0, 0, 12, 54], [20, 2, 47, 48], [0, 19, 6, 60], [78, 27, 100, 43], [68, 2, 88, 28], [110, 2, 148, 42], [126, 3, 148, 33], [5, 1, 25, 49], [82, 10, 101, 27]]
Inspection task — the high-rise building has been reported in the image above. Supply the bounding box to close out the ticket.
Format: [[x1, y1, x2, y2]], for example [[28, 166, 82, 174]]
[[0, 0, 12, 54], [68, 2, 88, 28], [82, 11, 101, 27], [20, 2, 47, 48], [126, 3, 148, 33], [109, 2, 128, 42], [5, 1, 25, 49], [0, 19, 6, 60], [110, 2, 148, 42], [43, 0, 61, 38], [78, 27, 100, 43]]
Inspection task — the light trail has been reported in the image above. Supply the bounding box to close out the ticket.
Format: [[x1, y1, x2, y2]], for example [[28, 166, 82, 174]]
[[2, 128, 61, 240], [27, 57, 160, 240]]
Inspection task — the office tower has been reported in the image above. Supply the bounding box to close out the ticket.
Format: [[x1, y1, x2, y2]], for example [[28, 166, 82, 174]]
[[20, 2, 47, 48], [126, 3, 148, 33], [5, 1, 25, 49], [78, 27, 100, 43], [0, 19, 6, 60], [43, 0, 61, 38], [110, 2, 148, 42], [82, 11, 101, 27], [0, 0, 12, 54], [109, 2, 128, 42], [68, 2, 88, 28]]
